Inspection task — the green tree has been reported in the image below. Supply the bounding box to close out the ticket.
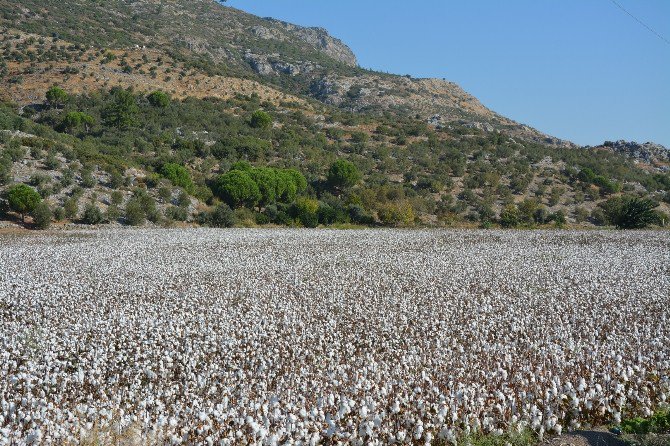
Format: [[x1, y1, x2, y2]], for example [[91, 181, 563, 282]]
[[104, 88, 138, 129], [5, 184, 41, 222], [249, 167, 277, 206], [601, 196, 659, 229], [147, 90, 171, 107], [45, 86, 68, 108], [250, 110, 272, 129], [31, 202, 52, 229], [214, 170, 261, 208], [327, 159, 361, 193], [160, 163, 193, 191], [62, 111, 94, 133]]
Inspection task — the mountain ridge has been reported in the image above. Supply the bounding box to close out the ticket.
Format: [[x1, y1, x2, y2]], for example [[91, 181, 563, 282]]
[[1, 0, 573, 147]]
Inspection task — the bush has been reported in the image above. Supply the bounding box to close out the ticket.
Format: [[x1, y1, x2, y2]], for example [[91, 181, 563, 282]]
[[622, 410, 670, 435], [292, 197, 319, 228], [166, 206, 188, 222], [198, 203, 236, 228], [348, 204, 375, 225], [249, 110, 272, 129], [124, 199, 145, 226], [378, 202, 415, 227], [5, 183, 41, 222], [63, 197, 79, 220], [499, 205, 521, 228], [551, 210, 567, 228], [600, 196, 659, 229], [160, 163, 193, 191], [80, 168, 96, 188], [31, 202, 52, 229], [147, 90, 170, 107], [106, 204, 121, 223], [53, 206, 66, 221], [82, 203, 104, 225], [110, 190, 124, 206]]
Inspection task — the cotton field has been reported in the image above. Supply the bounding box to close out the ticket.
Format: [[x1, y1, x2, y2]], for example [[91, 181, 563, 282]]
[[0, 229, 669, 445]]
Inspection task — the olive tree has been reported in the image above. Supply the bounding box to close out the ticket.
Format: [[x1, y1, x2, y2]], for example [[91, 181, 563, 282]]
[[5, 183, 41, 222]]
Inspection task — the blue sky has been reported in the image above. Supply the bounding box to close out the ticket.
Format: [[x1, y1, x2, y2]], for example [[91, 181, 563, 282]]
[[226, 0, 670, 147]]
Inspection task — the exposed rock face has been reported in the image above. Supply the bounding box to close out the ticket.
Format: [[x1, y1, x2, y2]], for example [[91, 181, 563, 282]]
[[244, 52, 318, 76], [262, 18, 358, 67], [595, 140, 670, 171]]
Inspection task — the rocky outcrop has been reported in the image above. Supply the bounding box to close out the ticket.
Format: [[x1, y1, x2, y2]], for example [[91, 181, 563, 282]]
[[262, 18, 358, 67], [595, 140, 670, 171], [244, 52, 318, 76]]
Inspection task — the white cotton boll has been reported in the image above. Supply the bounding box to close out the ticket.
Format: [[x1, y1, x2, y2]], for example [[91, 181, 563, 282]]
[[413, 422, 423, 440]]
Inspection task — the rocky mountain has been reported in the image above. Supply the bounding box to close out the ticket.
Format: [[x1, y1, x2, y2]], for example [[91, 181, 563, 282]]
[[1, 0, 568, 146]]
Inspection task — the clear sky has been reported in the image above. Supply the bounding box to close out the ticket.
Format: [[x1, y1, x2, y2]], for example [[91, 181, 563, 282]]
[[226, 0, 670, 147]]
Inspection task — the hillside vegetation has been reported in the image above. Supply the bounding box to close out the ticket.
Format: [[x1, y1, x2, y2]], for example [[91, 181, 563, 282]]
[[0, 0, 668, 229]]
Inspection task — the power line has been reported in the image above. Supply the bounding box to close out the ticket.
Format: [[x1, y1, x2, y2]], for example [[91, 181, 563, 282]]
[[608, 0, 670, 46]]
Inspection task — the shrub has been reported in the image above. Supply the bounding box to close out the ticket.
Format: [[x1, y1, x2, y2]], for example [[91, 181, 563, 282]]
[[250, 110, 272, 129], [293, 197, 319, 228], [499, 205, 521, 228], [44, 151, 60, 170], [124, 199, 145, 226], [110, 190, 124, 206], [208, 204, 236, 228], [63, 197, 79, 220], [348, 204, 374, 225], [106, 204, 121, 223], [147, 90, 170, 108], [621, 410, 670, 435], [158, 186, 172, 202], [600, 196, 659, 229], [31, 202, 52, 229], [82, 203, 104, 225], [80, 168, 96, 188], [176, 190, 191, 208], [5, 183, 41, 222], [551, 210, 567, 228], [160, 163, 193, 191], [166, 206, 188, 222], [53, 207, 66, 221], [378, 202, 415, 227]]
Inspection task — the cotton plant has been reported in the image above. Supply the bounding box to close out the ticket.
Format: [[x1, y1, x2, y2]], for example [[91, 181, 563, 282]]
[[0, 228, 668, 444]]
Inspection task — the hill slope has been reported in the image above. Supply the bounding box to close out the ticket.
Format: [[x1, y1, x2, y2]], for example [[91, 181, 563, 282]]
[[0, 0, 668, 229], [2, 0, 568, 146]]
